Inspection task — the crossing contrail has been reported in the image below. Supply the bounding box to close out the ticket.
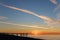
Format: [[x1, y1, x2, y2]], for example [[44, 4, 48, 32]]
[[50, 0, 60, 12]]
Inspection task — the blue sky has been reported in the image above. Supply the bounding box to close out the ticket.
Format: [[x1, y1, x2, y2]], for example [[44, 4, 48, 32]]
[[0, 0, 60, 32]]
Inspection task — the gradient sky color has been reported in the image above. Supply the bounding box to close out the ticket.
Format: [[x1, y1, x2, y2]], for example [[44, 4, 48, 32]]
[[0, 0, 60, 33]]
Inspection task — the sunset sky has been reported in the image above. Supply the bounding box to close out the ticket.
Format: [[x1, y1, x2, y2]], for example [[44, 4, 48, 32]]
[[0, 0, 60, 33]]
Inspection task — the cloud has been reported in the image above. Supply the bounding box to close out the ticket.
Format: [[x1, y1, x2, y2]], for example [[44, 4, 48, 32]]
[[0, 21, 48, 29], [0, 3, 60, 28], [0, 16, 8, 20], [0, 3, 53, 24], [50, 0, 58, 4]]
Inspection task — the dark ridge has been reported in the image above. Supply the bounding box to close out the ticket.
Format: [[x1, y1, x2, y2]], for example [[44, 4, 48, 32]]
[[0, 33, 44, 40]]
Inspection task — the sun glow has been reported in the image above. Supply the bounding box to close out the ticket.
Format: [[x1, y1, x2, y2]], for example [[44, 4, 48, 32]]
[[31, 30, 40, 36]]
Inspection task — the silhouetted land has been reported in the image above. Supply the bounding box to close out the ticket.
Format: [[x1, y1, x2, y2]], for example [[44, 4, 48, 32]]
[[0, 33, 44, 40]]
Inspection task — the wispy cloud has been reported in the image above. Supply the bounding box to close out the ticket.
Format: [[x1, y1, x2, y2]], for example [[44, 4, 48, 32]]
[[50, 0, 58, 4], [0, 16, 8, 20], [0, 21, 48, 29], [0, 3, 60, 28], [0, 3, 53, 23]]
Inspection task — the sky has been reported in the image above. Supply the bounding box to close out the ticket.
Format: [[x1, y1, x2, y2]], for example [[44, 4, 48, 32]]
[[0, 0, 60, 33]]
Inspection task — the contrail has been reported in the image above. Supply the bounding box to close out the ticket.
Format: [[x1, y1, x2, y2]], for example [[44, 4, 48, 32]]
[[0, 21, 48, 29], [0, 3, 53, 22]]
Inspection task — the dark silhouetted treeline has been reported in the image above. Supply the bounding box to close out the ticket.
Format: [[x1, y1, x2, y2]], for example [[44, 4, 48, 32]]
[[0, 33, 44, 40]]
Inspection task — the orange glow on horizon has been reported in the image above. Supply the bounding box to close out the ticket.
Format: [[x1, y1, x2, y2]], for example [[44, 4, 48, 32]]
[[30, 30, 41, 36], [0, 29, 60, 35]]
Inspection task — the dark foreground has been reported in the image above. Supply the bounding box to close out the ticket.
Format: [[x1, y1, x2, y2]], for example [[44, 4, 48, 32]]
[[0, 33, 44, 40]]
